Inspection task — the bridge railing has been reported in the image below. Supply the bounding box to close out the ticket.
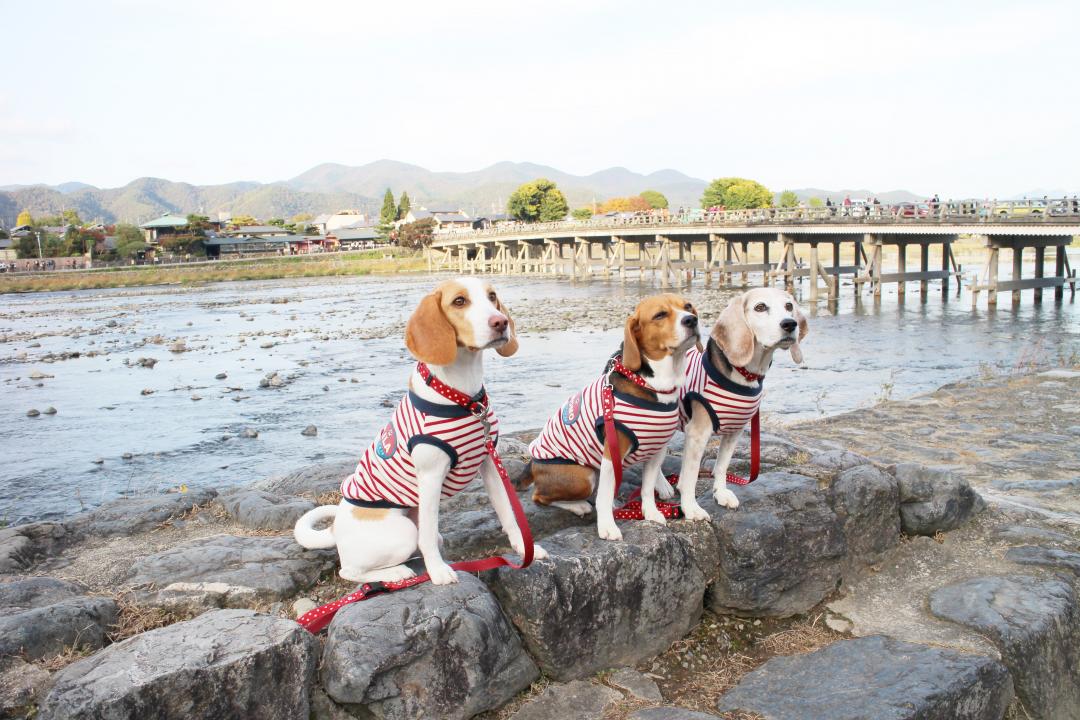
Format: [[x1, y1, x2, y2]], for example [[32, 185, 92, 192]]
[[433, 197, 1080, 244]]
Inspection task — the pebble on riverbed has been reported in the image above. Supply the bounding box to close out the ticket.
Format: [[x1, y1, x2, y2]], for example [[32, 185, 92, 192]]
[[215, 372, 227, 380], [43, 407, 56, 415], [301, 425, 317, 437], [26, 409, 40, 417], [240, 428, 259, 439], [122, 452, 133, 460], [140, 388, 154, 395]]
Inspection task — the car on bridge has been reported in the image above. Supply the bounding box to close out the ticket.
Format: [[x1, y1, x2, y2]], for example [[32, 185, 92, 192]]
[[891, 202, 930, 218], [994, 201, 1047, 218]]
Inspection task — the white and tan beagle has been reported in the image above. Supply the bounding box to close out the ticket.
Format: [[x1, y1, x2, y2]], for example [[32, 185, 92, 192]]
[[294, 278, 547, 585], [676, 287, 808, 520], [523, 293, 701, 540]]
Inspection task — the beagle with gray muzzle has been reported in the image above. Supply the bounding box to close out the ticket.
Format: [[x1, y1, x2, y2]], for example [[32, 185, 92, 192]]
[[676, 287, 808, 521], [294, 278, 547, 585]]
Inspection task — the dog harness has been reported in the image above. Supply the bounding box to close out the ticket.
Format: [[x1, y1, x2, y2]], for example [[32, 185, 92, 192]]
[[679, 346, 763, 434], [341, 388, 498, 508], [529, 369, 680, 470]]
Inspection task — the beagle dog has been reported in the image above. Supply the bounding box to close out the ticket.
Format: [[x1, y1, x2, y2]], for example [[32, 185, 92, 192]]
[[294, 278, 547, 586], [676, 287, 808, 521], [522, 294, 701, 540]]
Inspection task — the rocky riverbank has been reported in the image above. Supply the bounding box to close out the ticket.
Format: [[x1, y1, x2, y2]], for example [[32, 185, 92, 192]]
[[1, 368, 1078, 719]]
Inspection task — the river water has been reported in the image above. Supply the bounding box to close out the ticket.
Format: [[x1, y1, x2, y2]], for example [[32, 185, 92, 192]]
[[2, 273, 1078, 524]]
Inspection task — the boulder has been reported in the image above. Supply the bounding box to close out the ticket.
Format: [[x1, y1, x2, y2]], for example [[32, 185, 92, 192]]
[[0, 657, 51, 717], [488, 523, 706, 680], [124, 534, 334, 610], [322, 573, 537, 720], [258, 459, 354, 497], [889, 463, 985, 535], [70, 489, 218, 537], [930, 575, 1080, 719], [38, 609, 317, 720], [511, 680, 620, 720], [705, 469, 899, 617], [217, 488, 316, 531], [0, 577, 118, 660], [0, 521, 74, 572], [716, 635, 1013, 720]]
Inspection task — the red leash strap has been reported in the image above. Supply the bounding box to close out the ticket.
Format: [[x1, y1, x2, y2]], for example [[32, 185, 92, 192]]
[[297, 367, 534, 634], [601, 381, 683, 521]]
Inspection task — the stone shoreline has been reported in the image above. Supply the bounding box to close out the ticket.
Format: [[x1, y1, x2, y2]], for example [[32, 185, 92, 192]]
[[1, 368, 1078, 719]]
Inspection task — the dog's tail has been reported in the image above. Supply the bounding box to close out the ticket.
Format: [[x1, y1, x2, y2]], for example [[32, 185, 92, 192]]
[[294, 505, 338, 549], [516, 460, 535, 490]]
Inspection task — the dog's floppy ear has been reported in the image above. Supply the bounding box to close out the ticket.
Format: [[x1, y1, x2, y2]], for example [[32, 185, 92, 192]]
[[789, 299, 808, 364], [405, 291, 457, 365], [622, 314, 643, 370], [714, 294, 754, 367], [494, 297, 519, 357], [688, 301, 704, 353]]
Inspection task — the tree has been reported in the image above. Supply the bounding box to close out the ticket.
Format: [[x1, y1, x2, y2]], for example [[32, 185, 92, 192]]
[[186, 215, 210, 235], [267, 217, 285, 227], [61, 209, 82, 226], [572, 208, 593, 221], [808, 197, 825, 208], [231, 215, 258, 227], [599, 196, 652, 213], [640, 190, 669, 209], [290, 212, 313, 224], [778, 190, 799, 208], [397, 192, 412, 220], [507, 179, 568, 223], [63, 227, 102, 255], [378, 188, 397, 236], [16, 209, 33, 227], [701, 177, 773, 210], [396, 217, 436, 249], [115, 224, 147, 258]]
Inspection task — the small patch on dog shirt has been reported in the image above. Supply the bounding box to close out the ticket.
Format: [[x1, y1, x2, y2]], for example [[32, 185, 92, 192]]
[[351, 507, 389, 521]]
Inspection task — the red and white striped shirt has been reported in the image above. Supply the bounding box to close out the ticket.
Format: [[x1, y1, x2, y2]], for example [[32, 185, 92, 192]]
[[529, 374, 680, 469], [341, 391, 498, 507], [680, 346, 762, 434]]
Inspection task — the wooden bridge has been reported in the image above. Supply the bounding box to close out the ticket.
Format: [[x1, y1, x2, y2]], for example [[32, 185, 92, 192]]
[[428, 204, 1080, 307]]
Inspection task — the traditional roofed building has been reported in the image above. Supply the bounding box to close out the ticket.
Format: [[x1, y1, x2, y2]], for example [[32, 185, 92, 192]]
[[139, 213, 189, 244], [224, 225, 291, 238]]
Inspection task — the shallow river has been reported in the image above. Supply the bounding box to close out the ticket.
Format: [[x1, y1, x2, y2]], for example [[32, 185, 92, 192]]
[[2, 274, 1078, 524]]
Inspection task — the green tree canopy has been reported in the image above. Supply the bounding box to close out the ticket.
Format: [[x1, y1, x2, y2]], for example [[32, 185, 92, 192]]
[[571, 208, 593, 221], [508, 178, 569, 223], [778, 190, 799, 208], [231, 215, 258, 226], [186, 215, 210, 235], [807, 196, 825, 208], [396, 217, 436, 249], [16, 209, 33, 227], [114, 224, 147, 258], [378, 188, 397, 236], [290, 212, 314, 223], [267, 217, 285, 227], [701, 177, 773, 210], [397, 191, 411, 220], [640, 190, 669, 209]]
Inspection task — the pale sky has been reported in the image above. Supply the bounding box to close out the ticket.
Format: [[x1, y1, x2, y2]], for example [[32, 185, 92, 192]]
[[2, 0, 1077, 198]]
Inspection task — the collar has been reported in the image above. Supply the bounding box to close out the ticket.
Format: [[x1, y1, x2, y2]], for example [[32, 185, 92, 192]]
[[732, 364, 764, 382], [708, 340, 765, 383], [611, 356, 676, 395], [415, 362, 489, 416]]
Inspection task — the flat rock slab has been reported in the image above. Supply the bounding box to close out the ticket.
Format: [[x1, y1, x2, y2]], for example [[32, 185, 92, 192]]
[[608, 667, 663, 701], [511, 680, 620, 720], [69, 489, 218, 536], [0, 521, 75, 573], [0, 577, 117, 660], [124, 534, 334, 609], [217, 488, 315, 530], [38, 609, 317, 720], [489, 523, 706, 681], [1005, 545, 1080, 576], [258, 459, 353, 497], [716, 635, 1013, 720], [930, 574, 1080, 719], [322, 573, 537, 720], [630, 709, 720, 720]]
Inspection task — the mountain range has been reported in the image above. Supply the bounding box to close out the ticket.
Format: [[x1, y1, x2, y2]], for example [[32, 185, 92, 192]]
[[0, 160, 925, 227]]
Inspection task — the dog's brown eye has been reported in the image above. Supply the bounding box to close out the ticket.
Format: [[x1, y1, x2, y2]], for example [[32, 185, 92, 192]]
[[653, 311, 668, 321], [453, 296, 467, 307], [488, 292, 497, 302], [754, 303, 767, 312], [684, 303, 693, 311], [785, 302, 793, 311]]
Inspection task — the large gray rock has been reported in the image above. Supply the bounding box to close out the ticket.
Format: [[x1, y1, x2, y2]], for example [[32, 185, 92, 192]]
[[1005, 545, 1080, 576], [38, 609, 317, 720], [488, 523, 706, 680], [124, 534, 334, 610], [69, 489, 218, 536], [629, 709, 720, 720], [322, 573, 537, 719], [0, 657, 51, 717], [705, 469, 899, 617], [217, 488, 316, 531], [890, 463, 985, 535], [511, 680, 620, 720], [258, 459, 354, 497], [930, 575, 1080, 719], [0, 521, 74, 572], [716, 635, 1013, 719], [0, 577, 118, 660]]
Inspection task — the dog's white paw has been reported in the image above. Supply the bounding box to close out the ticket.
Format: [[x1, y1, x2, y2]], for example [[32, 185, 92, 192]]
[[551, 500, 593, 517], [655, 475, 676, 500], [714, 487, 740, 509], [598, 521, 623, 541], [643, 508, 668, 525], [510, 532, 548, 560], [427, 562, 459, 585], [681, 501, 711, 522], [532, 543, 549, 560]]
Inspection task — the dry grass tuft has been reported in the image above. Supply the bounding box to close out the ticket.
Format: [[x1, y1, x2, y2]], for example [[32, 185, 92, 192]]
[[176, 500, 229, 524], [757, 615, 835, 657], [37, 645, 94, 672], [477, 677, 552, 720], [312, 490, 343, 506], [108, 592, 197, 643]]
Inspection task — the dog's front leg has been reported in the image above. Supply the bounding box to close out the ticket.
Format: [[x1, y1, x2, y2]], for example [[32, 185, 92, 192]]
[[596, 458, 622, 541], [711, 432, 740, 510], [412, 446, 458, 584], [480, 457, 548, 560], [640, 447, 669, 525], [678, 408, 713, 521]]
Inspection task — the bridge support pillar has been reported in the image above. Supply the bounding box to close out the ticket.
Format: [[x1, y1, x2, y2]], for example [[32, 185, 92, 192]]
[[778, 234, 796, 292], [809, 243, 820, 302], [1055, 245, 1066, 301], [896, 243, 907, 299], [987, 243, 1000, 307], [762, 239, 772, 286], [920, 243, 929, 296], [1034, 246, 1045, 303], [1012, 247, 1023, 305]]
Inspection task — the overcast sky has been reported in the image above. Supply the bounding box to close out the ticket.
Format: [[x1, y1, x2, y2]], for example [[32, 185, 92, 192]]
[[3, 0, 1077, 197]]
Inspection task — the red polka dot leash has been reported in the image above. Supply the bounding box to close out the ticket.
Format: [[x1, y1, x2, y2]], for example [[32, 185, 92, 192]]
[[610, 355, 676, 395], [297, 363, 535, 634]]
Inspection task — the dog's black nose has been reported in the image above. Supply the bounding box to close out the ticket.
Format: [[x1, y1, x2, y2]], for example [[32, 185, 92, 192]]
[[682, 315, 698, 328], [489, 315, 508, 333], [780, 318, 797, 333]]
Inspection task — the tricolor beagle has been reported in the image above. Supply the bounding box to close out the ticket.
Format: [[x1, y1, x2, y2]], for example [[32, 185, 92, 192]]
[[523, 294, 701, 540], [676, 288, 808, 520], [294, 278, 547, 586]]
